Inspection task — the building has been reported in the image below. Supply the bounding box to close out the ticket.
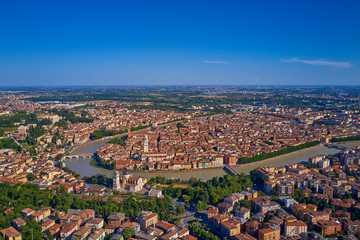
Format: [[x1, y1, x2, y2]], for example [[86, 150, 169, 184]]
[[276, 182, 294, 196], [144, 135, 149, 153], [217, 202, 233, 213], [318, 159, 330, 168], [315, 220, 342, 236], [234, 208, 250, 220], [60, 222, 78, 240], [305, 211, 330, 224], [17, 126, 28, 135], [148, 189, 163, 198], [72, 226, 91, 240], [159, 230, 178, 240], [85, 218, 104, 229], [299, 232, 326, 240], [220, 219, 241, 237], [107, 213, 125, 228], [113, 171, 121, 191], [20, 208, 35, 218], [244, 220, 260, 235], [142, 152, 168, 162], [258, 227, 280, 240], [224, 154, 238, 165], [309, 155, 325, 165], [343, 219, 359, 235], [284, 220, 308, 237], [210, 214, 229, 229], [224, 196, 238, 206], [178, 227, 190, 238], [207, 207, 218, 220], [88, 229, 105, 240], [0, 227, 22, 240], [232, 233, 256, 240], [110, 234, 124, 240], [183, 235, 198, 240], [155, 220, 176, 233], [279, 196, 294, 208], [138, 211, 158, 230], [40, 207, 51, 218], [11, 218, 26, 231], [119, 221, 140, 235], [319, 186, 333, 198], [113, 171, 146, 192], [42, 219, 55, 232], [29, 211, 44, 222]]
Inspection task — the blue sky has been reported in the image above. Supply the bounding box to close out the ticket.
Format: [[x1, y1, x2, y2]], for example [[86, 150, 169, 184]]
[[0, 0, 359, 86]]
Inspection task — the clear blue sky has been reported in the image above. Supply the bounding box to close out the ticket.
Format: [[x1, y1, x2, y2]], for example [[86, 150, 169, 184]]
[[0, 0, 359, 86]]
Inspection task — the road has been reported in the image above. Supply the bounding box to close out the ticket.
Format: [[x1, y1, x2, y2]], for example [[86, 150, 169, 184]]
[[8, 135, 26, 152]]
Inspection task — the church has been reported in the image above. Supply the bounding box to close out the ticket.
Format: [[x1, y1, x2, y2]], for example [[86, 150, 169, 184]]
[[113, 170, 147, 192]]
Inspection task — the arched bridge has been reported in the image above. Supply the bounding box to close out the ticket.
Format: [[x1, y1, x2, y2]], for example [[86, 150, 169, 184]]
[[64, 154, 94, 160]]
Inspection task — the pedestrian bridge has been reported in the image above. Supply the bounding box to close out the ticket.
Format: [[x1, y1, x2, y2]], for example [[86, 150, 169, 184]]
[[64, 154, 94, 160]]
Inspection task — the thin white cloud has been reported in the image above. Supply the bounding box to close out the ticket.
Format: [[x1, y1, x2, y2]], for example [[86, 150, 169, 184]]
[[202, 60, 229, 64], [281, 58, 353, 68]]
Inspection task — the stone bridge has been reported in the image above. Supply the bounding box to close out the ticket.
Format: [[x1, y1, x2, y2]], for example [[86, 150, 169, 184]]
[[64, 154, 94, 160]]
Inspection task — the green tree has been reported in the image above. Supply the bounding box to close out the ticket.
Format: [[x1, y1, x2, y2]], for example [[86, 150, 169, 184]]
[[26, 173, 36, 181], [122, 227, 135, 240], [176, 205, 185, 215], [239, 199, 251, 210], [45, 230, 54, 240], [196, 201, 207, 211]]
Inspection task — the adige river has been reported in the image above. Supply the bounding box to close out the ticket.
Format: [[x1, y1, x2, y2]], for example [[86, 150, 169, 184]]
[[65, 140, 360, 180]]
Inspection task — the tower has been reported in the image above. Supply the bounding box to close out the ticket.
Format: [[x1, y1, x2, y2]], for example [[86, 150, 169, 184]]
[[144, 135, 149, 153], [113, 171, 120, 191]]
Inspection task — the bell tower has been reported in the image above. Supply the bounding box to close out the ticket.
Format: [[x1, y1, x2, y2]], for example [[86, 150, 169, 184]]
[[144, 135, 149, 153], [113, 171, 120, 191]]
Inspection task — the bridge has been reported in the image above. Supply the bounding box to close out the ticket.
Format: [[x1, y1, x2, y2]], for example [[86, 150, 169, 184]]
[[223, 164, 241, 175], [64, 154, 94, 160], [323, 143, 349, 151]]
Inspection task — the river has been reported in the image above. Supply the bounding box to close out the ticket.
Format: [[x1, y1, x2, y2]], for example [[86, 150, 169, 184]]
[[65, 140, 360, 180]]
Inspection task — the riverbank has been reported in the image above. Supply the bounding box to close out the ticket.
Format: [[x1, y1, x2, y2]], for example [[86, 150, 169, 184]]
[[89, 158, 101, 168], [331, 135, 360, 143], [234, 144, 323, 169], [238, 140, 320, 164]]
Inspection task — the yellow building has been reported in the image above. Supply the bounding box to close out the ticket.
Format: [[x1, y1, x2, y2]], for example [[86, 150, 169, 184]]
[[258, 227, 280, 240], [0, 227, 22, 240]]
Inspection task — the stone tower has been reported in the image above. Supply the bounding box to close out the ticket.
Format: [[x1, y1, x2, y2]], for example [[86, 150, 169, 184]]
[[113, 171, 120, 191], [144, 135, 149, 153]]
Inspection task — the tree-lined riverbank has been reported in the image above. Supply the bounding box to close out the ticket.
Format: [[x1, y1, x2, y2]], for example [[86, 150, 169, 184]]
[[238, 140, 320, 164]]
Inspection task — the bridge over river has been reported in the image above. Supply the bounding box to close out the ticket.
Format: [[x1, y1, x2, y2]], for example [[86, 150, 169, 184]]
[[223, 164, 241, 175], [64, 154, 94, 160], [323, 143, 349, 151]]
